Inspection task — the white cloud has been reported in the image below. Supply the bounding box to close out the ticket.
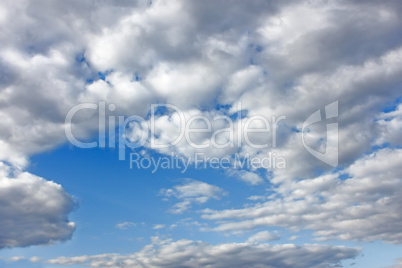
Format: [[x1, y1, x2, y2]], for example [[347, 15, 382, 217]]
[[115, 222, 137, 230], [160, 179, 225, 214], [0, 162, 76, 249], [169, 218, 205, 230], [0, 0, 402, 261], [30, 256, 41, 263], [247, 195, 267, 201], [0, 0, 400, 179], [228, 170, 265, 185], [152, 224, 166, 230], [247, 231, 281, 243], [7, 256, 25, 262], [202, 148, 402, 243], [45, 237, 359, 268], [288, 236, 298, 241]]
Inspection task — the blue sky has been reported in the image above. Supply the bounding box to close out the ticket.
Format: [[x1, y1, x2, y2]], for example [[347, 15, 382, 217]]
[[1, 0, 402, 267], [0, 144, 400, 268]]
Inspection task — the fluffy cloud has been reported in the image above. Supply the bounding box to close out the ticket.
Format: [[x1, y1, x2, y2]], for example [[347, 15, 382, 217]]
[[1, 0, 402, 260], [0, 162, 76, 248], [160, 179, 225, 214], [228, 170, 265, 185], [202, 148, 402, 243], [0, 0, 401, 176], [45, 237, 359, 268]]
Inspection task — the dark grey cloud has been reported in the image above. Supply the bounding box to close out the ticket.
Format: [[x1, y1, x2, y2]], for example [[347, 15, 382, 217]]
[[0, 163, 76, 249]]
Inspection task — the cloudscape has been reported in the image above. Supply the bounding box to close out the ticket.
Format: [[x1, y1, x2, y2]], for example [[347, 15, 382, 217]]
[[0, 0, 402, 267]]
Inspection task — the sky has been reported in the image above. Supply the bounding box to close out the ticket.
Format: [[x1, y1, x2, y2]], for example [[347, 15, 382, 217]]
[[0, 0, 402, 267]]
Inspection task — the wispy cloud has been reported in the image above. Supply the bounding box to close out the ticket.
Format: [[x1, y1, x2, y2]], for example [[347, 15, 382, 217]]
[[115, 222, 137, 230], [44, 237, 359, 268], [160, 179, 226, 214]]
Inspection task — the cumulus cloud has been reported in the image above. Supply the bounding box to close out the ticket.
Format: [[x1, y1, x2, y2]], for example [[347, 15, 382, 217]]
[[202, 148, 402, 243], [45, 237, 359, 268], [152, 224, 166, 230], [160, 179, 225, 214], [0, 0, 401, 178], [1, 0, 402, 261], [0, 162, 76, 249]]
